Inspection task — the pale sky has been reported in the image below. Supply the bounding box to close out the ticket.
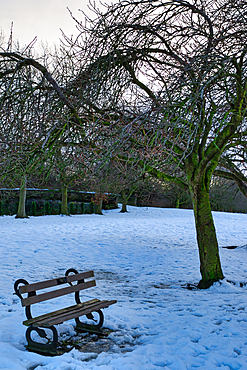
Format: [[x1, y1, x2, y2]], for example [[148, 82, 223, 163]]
[[0, 0, 112, 47]]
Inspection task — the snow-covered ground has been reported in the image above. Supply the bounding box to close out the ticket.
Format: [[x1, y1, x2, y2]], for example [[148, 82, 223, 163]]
[[1, 206, 247, 370]]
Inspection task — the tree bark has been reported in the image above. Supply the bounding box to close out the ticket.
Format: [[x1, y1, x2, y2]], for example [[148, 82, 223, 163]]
[[61, 182, 69, 215], [120, 190, 128, 213], [95, 197, 103, 215], [190, 176, 224, 288], [16, 176, 28, 218]]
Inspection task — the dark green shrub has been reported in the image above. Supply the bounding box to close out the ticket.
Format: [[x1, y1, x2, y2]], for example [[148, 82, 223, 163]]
[[31, 201, 37, 216], [70, 202, 74, 214], [45, 202, 51, 215], [0, 201, 3, 216]]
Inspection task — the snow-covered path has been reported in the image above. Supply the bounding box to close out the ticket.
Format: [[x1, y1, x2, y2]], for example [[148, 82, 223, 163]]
[[1, 206, 247, 369]]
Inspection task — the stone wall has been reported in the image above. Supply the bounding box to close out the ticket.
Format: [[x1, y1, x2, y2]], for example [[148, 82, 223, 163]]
[[0, 189, 118, 216]]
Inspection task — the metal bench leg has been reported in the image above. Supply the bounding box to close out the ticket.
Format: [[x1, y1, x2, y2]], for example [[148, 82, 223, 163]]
[[26, 325, 58, 354], [75, 310, 104, 333]]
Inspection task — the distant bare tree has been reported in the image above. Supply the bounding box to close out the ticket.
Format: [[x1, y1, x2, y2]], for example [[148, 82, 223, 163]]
[[0, 50, 54, 217], [0, 38, 90, 217]]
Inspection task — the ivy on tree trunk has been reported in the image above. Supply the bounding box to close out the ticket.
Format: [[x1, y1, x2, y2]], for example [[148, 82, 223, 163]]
[[189, 175, 224, 288], [120, 190, 128, 213], [16, 176, 28, 218], [61, 182, 69, 215]]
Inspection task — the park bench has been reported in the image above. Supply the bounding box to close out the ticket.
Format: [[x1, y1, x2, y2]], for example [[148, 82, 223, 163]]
[[14, 268, 117, 354]]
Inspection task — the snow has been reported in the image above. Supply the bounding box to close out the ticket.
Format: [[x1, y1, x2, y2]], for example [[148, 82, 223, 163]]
[[1, 206, 247, 369]]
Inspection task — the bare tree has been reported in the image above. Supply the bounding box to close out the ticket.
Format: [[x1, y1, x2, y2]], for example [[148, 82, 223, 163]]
[[0, 48, 55, 217], [0, 36, 92, 217], [66, 0, 247, 288]]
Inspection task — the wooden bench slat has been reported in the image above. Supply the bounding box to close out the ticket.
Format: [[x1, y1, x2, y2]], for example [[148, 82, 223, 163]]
[[19, 271, 94, 294], [24, 299, 117, 327], [23, 299, 100, 326], [42, 300, 117, 326], [33, 300, 109, 326], [21, 280, 96, 307]]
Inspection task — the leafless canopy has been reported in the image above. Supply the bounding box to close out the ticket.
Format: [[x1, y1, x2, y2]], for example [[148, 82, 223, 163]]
[[65, 0, 247, 170]]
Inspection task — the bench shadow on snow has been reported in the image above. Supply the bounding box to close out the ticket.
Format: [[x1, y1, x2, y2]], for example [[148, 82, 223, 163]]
[[59, 328, 135, 355]]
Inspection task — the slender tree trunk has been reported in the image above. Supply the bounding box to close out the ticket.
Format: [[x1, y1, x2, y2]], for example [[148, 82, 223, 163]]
[[16, 175, 28, 218], [190, 177, 224, 288], [95, 197, 103, 215], [120, 190, 128, 213], [61, 182, 69, 215]]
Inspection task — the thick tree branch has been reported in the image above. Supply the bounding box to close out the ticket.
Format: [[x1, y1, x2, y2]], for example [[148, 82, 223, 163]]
[[0, 52, 83, 128]]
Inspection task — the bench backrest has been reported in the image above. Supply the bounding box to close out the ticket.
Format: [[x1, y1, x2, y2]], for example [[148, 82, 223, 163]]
[[19, 271, 96, 307]]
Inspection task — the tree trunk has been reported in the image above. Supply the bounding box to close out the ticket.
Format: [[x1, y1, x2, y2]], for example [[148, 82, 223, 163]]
[[120, 190, 128, 213], [61, 183, 69, 215], [16, 176, 28, 218], [95, 197, 103, 215], [190, 178, 224, 288]]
